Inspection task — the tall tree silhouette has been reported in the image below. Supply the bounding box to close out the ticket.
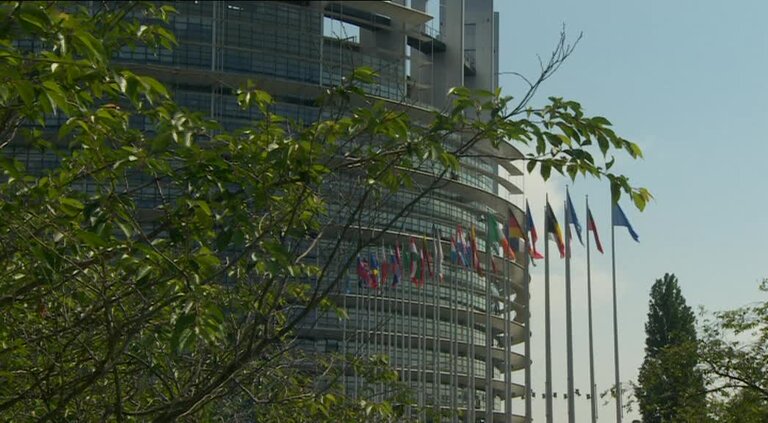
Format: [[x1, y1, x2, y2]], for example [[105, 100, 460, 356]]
[[637, 273, 707, 422]]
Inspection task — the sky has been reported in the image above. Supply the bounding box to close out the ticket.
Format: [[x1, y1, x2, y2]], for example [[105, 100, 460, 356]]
[[493, 1, 768, 421]]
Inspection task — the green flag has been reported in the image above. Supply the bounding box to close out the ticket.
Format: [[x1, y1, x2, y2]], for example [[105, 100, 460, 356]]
[[487, 212, 501, 249]]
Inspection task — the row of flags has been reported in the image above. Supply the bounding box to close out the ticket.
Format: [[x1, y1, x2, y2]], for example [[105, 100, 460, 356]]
[[543, 191, 639, 259], [354, 223, 467, 289], [539, 189, 640, 422], [354, 193, 639, 288], [354, 228, 442, 289]]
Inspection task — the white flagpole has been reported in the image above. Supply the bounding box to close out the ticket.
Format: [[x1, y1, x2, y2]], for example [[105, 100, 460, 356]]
[[485, 214, 493, 423], [524, 219, 532, 423], [544, 197, 553, 423], [586, 196, 598, 423], [611, 200, 623, 423], [564, 196, 575, 423]]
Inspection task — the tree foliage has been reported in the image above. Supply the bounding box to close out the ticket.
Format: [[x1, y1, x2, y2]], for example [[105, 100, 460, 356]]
[[0, 1, 648, 421], [708, 388, 768, 423], [636, 273, 706, 422], [698, 279, 768, 422]]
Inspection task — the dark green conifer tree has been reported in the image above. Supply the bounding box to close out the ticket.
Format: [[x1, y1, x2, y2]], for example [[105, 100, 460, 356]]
[[637, 273, 707, 422]]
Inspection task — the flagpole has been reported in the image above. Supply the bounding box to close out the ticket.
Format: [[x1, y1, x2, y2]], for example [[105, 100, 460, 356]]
[[524, 227, 532, 423], [564, 196, 575, 423], [586, 196, 598, 423], [484, 214, 493, 423], [544, 197, 553, 423], [611, 199, 622, 423]]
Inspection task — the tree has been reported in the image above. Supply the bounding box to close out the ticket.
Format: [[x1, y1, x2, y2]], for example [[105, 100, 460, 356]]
[[636, 273, 707, 422], [698, 278, 768, 422], [0, 1, 650, 421], [708, 388, 768, 423]]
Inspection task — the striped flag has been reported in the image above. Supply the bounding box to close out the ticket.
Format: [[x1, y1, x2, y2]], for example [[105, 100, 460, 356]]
[[487, 214, 500, 273], [470, 224, 484, 276], [409, 238, 419, 284], [450, 235, 458, 265], [380, 245, 389, 285], [356, 255, 371, 288], [545, 200, 566, 258], [500, 220, 517, 261], [456, 225, 468, 268], [488, 212, 512, 266], [369, 251, 380, 289], [432, 224, 444, 282], [393, 242, 402, 286], [526, 201, 545, 260], [487, 213, 502, 254], [587, 207, 604, 253], [422, 234, 433, 283], [508, 209, 526, 240], [506, 209, 525, 260]]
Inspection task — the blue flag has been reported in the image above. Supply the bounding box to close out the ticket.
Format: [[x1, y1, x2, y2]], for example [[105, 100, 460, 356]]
[[612, 202, 639, 242], [566, 190, 584, 246]]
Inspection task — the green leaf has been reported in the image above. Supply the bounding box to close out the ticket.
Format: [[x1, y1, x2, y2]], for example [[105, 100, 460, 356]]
[[632, 192, 646, 211], [254, 90, 272, 106], [541, 162, 552, 180], [193, 200, 212, 216], [215, 229, 233, 251], [18, 3, 50, 33], [611, 182, 622, 203], [591, 116, 612, 126], [566, 164, 577, 181], [193, 247, 220, 273], [16, 80, 35, 106], [60, 197, 85, 216], [72, 31, 106, 62], [597, 133, 609, 155], [76, 230, 108, 248], [629, 142, 644, 158], [448, 86, 471, 98], [42, 80, 68, 113], [138, 75, 169, 99], [135, 265, 153, 284], [351, 67, 377, 84], [0, 157, 24, 179], [171, 312, 196, 354]]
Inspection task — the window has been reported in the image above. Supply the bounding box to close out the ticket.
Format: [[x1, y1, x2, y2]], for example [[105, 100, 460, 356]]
[[323, 16, 360, 44]]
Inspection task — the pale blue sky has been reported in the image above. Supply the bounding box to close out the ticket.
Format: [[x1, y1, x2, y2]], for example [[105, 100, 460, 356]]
[[495, 1, 768, 421]]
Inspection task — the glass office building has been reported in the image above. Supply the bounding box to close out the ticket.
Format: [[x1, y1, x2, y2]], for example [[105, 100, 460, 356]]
[[10, 1, 531, 421]]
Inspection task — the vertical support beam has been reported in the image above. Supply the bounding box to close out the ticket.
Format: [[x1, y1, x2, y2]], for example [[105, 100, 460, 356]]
[[451, 265, 458, 420], [355, 277, 362, 398], [403, 275, 411, 420], [209, 1, 218, 120], [419, 264, 426, 419], [342, 242, 348, 397], [524, 240, 532, 423], [433, 266, 440, 415], [564, 200, 576, 422], [467, 266, 475, 423], [586, 197, 598, 423], [485, 215, 494, 423], [504, 254, 512, 421], [611, 210, 622, 423], [544, 203, 553, 423]]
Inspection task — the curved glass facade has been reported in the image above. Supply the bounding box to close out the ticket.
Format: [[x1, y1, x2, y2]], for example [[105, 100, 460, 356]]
[[9, 1, 529, 421], [130, 0, 528, 422]]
